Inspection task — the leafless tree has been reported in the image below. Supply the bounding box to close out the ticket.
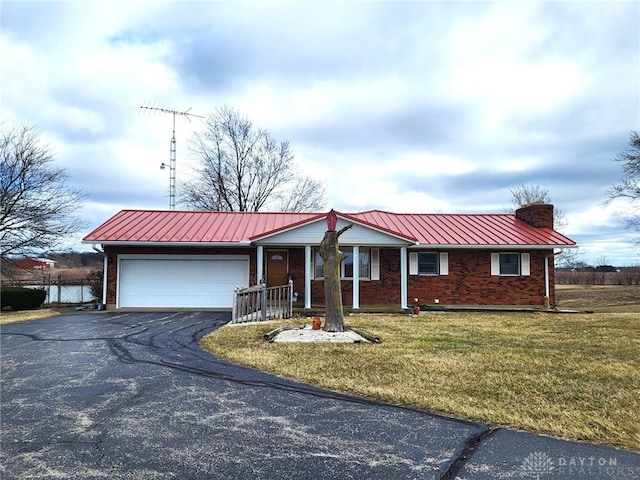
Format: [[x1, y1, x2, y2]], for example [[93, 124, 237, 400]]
[[606, 131, 640, 243], [181, 106, 325, 212], [319, 213, 352, 332], [509, 183, 568, 231], [554, 245, 584, 270], [1, 123, 85, 266]]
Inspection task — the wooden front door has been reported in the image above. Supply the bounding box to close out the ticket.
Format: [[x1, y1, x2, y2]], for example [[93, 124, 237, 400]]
[[266, 250, 289, 287]]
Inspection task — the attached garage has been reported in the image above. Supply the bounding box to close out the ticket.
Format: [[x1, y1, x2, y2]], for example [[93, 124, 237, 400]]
[[117, 255, 249, 309]]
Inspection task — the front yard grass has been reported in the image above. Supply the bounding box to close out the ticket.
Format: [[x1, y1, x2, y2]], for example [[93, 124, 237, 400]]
[[0, 309, 60, 325], [200, 310, 640, 451]]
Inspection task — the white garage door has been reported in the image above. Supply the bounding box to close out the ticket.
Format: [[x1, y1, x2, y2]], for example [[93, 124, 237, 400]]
[[118, 255, 249, 308]]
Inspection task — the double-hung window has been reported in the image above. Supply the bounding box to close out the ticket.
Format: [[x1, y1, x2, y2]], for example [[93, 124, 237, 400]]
[[409, 252, 449, 275], [491, 253, 530, 276], [418, 253, 439, 275]]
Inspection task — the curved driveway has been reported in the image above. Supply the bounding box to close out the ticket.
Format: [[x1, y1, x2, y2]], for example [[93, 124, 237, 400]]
[[1, 312, 639, 479]]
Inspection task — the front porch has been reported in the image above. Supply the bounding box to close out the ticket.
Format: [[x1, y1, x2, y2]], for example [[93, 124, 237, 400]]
[[258, 245, 411, 311]]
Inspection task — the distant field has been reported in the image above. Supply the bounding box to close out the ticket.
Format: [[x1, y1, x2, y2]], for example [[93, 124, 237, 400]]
[[556, 284, 640, 313]]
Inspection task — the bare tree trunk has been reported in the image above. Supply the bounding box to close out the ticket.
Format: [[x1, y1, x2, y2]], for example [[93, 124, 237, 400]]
[[320, 225, 352, 332]]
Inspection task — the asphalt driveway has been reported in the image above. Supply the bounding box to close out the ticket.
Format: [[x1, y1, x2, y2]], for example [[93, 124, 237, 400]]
[[1, 312, 638, 479]]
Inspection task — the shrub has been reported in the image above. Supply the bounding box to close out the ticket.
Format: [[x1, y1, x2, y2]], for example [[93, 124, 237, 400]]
[[1, 287, 47, 311], [86, 269, 103, 301]]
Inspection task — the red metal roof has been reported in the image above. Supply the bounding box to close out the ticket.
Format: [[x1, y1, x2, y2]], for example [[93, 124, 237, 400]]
[[83, 209, 576, 247], [83, 210, 321, 243], [349, 210, 574, 247]]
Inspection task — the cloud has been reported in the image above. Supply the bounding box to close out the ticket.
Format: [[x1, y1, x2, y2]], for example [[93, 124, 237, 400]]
[[1, 0, 639, 265]]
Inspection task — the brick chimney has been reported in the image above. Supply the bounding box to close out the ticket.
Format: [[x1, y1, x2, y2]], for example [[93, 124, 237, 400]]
[[515, 202, 554, 229]]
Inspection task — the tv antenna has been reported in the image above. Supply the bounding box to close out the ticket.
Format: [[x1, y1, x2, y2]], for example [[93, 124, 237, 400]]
[[140, 104, 205, 210]]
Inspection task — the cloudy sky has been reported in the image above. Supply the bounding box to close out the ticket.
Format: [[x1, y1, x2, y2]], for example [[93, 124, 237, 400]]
[[1, 1, 639, 265]]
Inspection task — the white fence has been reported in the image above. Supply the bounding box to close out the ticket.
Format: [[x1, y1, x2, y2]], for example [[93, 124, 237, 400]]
[[25, 284, 94, 305]]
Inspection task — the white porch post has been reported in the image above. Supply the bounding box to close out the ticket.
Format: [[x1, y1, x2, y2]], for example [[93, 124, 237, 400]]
[[257, 245, 264, 284], [400, 247, 408, 309], [352, 246, 360, 309], [304, 245, 312, 309]]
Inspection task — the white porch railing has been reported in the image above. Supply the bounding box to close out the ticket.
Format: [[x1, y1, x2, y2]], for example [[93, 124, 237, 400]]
[[231, 280, 294, 324]]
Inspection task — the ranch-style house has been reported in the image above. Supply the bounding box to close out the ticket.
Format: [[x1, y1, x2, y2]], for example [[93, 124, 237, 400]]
[[82, 203, 576, 311]]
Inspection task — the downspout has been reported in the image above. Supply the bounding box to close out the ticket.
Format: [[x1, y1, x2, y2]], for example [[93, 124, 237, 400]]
[[544, 249, 565, 310], [400, 247, 408, 310], [256, 245, 264, 284], [92, 244, 108, 308]]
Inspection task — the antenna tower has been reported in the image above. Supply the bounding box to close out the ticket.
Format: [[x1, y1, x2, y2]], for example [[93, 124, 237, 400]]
[[140, 104, 204, 210]]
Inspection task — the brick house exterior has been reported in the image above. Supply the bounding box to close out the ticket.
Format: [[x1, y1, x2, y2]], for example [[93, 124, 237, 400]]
[[84, 204, 575, 311]]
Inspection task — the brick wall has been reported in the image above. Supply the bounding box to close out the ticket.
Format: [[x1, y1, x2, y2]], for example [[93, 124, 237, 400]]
[[290, 247, 555, 307], [105, 245, 555, 308], [406, 249, 554, 306]]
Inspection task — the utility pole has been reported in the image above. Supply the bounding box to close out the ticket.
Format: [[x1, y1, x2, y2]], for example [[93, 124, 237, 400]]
[[140, 105, 204, 210]]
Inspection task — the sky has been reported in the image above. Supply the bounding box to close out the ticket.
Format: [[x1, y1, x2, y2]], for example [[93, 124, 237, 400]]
[[1, 0, 639, 266]]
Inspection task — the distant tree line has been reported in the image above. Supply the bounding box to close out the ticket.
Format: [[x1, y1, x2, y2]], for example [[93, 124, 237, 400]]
[[556, 266, 640, 285], [46, 252, 103, 268]]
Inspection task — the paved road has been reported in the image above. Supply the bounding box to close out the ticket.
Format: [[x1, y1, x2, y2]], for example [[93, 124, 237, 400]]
[[1, 312, 639, 479]]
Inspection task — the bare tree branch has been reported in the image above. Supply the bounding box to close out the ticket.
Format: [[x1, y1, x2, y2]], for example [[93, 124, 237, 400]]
[[508, 183, 568, 231], [180, 106, 325, 212], [606, 131, 640, 205], [0, 122, 85, 263], [605, 131, 640, 244]]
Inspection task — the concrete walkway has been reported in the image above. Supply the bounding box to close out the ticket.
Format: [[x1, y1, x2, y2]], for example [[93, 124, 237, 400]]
[[1, 312, 638, 479]]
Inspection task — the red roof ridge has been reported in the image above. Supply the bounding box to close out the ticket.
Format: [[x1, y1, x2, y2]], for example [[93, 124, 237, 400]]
[[384, 211, 515, 217], [350, 208, 390, 214], [248, 212, 327, 240], [337, 211, 419, 243], [115, 209, 327, 215], [114, 209, 516, 217]]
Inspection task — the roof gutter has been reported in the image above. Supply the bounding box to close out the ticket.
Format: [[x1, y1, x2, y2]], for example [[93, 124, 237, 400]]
[[84, 241, 576, 250], [81, 241, 253, 247], [410, 244, 577, 250]]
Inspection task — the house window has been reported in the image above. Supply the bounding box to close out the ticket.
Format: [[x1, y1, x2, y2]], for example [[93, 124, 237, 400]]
[[491, 252, 530, 276], [314, 248, 371, 279], [343, 250, 354, 278], [418, 253, 438, 275], [314, 250, 324, 278], [409, 252, 449, 276], [500, 253, 520, 275]]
